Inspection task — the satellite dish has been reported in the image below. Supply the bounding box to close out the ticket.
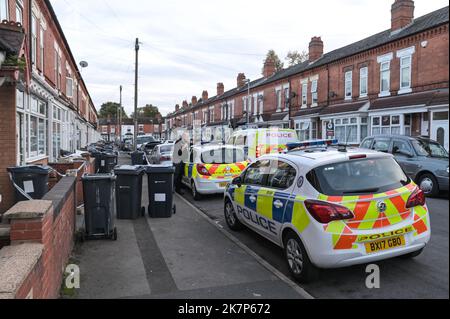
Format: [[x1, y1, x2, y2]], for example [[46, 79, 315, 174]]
[[79, 61, 88, 68]]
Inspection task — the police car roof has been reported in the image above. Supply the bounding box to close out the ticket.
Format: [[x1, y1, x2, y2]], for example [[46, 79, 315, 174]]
[[265, 147, 392, 167]]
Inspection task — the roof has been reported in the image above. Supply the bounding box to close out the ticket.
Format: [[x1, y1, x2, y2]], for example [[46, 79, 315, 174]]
[[293, 106, 325, 117], [320, 101, 369, 116], [0, 22, 25, 56], [168, 6, 449, 118], [369, 89, 447, 111]]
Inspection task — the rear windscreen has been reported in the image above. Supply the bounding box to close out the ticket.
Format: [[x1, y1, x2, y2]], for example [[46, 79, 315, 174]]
[[201, 148, 246, 164], [160, 145, 173, 153], [307, 158, 410, 196]]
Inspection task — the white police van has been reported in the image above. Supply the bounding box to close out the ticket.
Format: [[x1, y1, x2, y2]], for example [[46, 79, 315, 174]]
[[224, 140, 431, 282]]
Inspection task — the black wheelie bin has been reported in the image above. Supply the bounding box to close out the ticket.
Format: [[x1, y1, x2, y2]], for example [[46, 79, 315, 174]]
[[146, 165, 176, 218], [114, 165, 145, 220], [7, 165, 51, 201]]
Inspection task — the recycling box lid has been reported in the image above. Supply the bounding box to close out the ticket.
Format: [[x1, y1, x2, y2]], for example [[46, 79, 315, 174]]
[[145, 164, 175, 174], [7, 165, 51, 175], [82, 173, 117, 181], [114, 165, 145, 176]]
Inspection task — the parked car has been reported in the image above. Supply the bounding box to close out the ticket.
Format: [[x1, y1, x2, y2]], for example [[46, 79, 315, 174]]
[[360, 135, 449, 196], [136, 135, 156, 150], [149, 144, 174, 165]]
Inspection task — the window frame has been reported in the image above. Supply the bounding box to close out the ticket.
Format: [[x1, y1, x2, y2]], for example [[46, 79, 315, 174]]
[[301, 83, 308, 108], [359, 67, 368, 98], [380, 61, 391, 95], [399, 56, 412, 92], [0, 0, 9, 21], [311, 80, 318, 106], [344, 71, 353, 100]]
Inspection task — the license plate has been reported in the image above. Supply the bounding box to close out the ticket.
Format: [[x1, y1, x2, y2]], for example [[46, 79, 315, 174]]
[[219, 182, 228, 188], [365, 236, 406, 254]]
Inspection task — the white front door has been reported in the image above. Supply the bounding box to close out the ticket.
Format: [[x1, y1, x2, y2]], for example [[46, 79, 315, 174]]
[[431, 110, 449, 151]]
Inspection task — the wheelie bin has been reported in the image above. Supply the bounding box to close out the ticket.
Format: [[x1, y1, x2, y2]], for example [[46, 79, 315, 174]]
[[99, 153, 118, 173], [146, 165, 176, 218], [114, 165, 145, 220], [131, 151, 146, 166], [7, 166, 51, 202]]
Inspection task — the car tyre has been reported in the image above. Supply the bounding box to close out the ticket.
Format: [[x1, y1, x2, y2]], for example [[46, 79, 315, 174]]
[[399, 248, 424, 259], [417, 173, 439, 197], [224, 199, 244, 231], [191, 180, 202, 201], [284, 231, 319, 283]]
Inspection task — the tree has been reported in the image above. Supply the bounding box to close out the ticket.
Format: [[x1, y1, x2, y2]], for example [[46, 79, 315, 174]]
[[262, 50, 284, 75], [99, 102, 128, 119], [285, 50, 309, 66], [131, 104, 162, 119]]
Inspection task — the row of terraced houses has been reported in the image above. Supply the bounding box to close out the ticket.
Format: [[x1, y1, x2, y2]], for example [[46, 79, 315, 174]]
[[165, 0, 449, 150], [0, 0, 100, 212]]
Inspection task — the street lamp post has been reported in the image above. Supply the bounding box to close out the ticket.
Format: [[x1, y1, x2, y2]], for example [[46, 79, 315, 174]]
[[246, 79, 251, 125]]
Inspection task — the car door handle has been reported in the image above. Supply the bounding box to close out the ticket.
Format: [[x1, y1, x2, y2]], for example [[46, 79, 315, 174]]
[[274, 200, 284, 209], [249, 195, 257, 203]]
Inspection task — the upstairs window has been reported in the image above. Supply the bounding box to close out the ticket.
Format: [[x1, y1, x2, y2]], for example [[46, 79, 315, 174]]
[[344, 71, 352, 100], [66, 76, 74, 98], [400, 56, 412, 92], [380, 61, 391, 95], [311, 80, 318, 106], [39, 26, 44, 71], [31, 14, 37, 66], [284, 88, 290, 110], [15, 1, 23, 24], [0, 0, 8, 21], [301, 83, 308, 107], [276, 89, 282, 111], [359, 67, 368, 97]]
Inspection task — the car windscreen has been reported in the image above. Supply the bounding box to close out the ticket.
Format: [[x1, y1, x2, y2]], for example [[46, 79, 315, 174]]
[[201, 148, 246, 164], [137, 136, 155, 144], [159, 145, 173, 154], [307, 157, 410, 196], [412, 140, 448, 158]]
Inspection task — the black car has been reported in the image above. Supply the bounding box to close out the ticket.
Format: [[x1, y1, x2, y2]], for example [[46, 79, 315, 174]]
[[360, 135, 449, 196]]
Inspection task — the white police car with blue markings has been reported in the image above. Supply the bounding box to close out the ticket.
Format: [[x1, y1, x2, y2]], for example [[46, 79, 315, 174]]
[[224, 140, 431, 282]]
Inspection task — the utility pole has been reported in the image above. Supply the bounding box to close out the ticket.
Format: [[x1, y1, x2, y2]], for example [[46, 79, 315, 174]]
[[133, 38, 140, 151], [119, 85, 122, 142], [246, 79, 251, 126]]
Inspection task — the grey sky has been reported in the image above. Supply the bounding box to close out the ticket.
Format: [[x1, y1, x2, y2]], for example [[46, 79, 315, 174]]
[[50, 0, 448, 117]]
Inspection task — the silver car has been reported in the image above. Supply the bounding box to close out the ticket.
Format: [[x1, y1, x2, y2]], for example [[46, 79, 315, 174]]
[[149, 144, 174, 165], [360, 135, 449, 196]]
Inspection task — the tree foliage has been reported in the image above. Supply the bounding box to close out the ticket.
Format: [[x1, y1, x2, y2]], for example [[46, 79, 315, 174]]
[[285, 50, 309, 66], [99, 102, 128, 119], [131, 104, 162, 120]]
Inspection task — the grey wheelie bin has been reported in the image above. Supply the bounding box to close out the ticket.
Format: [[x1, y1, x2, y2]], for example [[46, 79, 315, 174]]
[[146, 165, 176, 218], [131, 151, 146, 166], [98, 153, 118, 174], [114, 165, 145, 220], [81, 174, 117, 240], [7, 166, 51, 202]]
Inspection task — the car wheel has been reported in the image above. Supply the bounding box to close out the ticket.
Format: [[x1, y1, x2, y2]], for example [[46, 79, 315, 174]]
[[224, 199, 244, 231], [284, 231, 319, 283], [191, 180, 201, 201], [399, 248, 424, 259], [418, 173, 439, 197]]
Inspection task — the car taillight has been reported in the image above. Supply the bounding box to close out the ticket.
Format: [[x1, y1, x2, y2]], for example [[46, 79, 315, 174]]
[[304, 200, 355, 224], [160, 156, 171, 161], [197, 164, 211, 176], [406, 188, 426, 208], [256, 146, 261, 158]]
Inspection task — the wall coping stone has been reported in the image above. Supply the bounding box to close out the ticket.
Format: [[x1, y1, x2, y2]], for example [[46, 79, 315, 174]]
[[3, 201, 53, 220], [43, 176, 76, 219], [0, 243, 44, 299]]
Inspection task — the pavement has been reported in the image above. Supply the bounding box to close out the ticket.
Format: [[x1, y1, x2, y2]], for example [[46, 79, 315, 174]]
[[72, 155, 309, 299]]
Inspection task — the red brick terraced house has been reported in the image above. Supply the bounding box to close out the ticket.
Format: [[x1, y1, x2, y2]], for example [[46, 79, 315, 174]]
[[99, 117, 166, 142], [0, 0, 100, 212], [165, 0, 449, 151]]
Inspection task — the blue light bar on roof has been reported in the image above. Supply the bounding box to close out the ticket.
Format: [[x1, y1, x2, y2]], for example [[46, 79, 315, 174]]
[[287, 139, 339, 151]]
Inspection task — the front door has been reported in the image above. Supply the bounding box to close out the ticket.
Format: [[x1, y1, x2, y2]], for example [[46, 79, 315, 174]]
[[431, 111, 449, 151]]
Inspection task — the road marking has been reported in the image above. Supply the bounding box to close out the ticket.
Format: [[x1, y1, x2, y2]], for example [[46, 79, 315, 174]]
[[176, 193, 315, 299]]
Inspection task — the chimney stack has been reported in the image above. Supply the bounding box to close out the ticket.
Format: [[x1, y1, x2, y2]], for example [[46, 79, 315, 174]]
[[202, 90, 209, 101], [182, 100, 188, 109], [217, 83, 224, 96], [391, 0, 414, 32], [263, 57, 276, 78], [237, 73, 247, 88], [309, 37, 324, 62], [175, 104, 180, 112], [191, 96, 198, 105]]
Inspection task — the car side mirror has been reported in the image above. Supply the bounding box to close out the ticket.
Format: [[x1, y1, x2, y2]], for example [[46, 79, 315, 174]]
[[232, 176, 243, 187]]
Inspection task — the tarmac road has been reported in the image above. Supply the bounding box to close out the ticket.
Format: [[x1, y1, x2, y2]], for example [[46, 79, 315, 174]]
[[181, 188, 449, 299]]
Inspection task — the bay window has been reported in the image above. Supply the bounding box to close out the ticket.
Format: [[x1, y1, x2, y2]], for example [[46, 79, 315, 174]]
[[345, 71, 352, 100], [371, 114, 411, 136], [359, 67, 368, 97]]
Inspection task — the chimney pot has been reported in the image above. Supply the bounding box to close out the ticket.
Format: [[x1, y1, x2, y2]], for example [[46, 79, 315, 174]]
[[175, 104, 180, 111], [263, 57, 276, 78], [237, 73, 246, 88], [309, 36, 324, 62], [217, 83, 224, 96], [391, 0, 414, 32]]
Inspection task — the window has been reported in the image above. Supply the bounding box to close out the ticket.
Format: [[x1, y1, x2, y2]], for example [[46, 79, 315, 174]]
[[371, 138, 391, 153], [360, 67, 368, 97], [433, 111, 449, 121], [31, 15, 37, 66], [276, 90, 282, 111], [243, 160, 271, 186], [16, 90, 24, 109], [39, 27, 44, 71], [301, 83, 308, 107], [371, 115, 401, 136], [0, 0, 8, 21], [392, 140, 413, 157], [344, 71, 352, 100], [380, 61, 390, 95], [400, 56, 412, 92], [311, 80, 318, 106], [284, 88, 290, 110], [334, 117, 358, 144], [15, 1, 23, 24], [360, 138, 373, 149], [267, 161, 296, 190], [66, 77, 74, 98]]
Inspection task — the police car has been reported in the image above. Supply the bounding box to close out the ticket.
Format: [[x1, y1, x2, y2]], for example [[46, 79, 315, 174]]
[[224, 140, 431, 282], [182, 144, 249, 200]]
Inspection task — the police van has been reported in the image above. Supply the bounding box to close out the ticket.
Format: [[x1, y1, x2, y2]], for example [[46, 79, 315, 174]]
[[227, 128, 300, 162], [224, 140, 431, 282]]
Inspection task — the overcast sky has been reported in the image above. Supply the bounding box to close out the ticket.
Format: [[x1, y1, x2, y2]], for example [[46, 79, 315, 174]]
[[50, 0, 448, 117]]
